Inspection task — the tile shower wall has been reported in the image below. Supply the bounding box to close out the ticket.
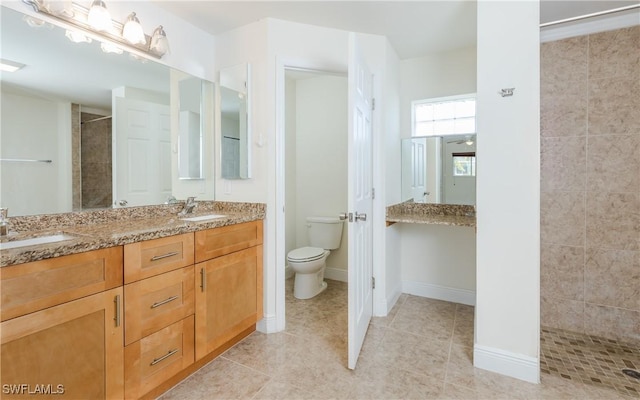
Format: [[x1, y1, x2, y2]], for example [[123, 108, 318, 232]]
[[540, 26, 640, 345], [81, 112, 112, 209]]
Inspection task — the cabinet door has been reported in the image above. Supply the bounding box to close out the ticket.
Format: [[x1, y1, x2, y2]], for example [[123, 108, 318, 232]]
[[195, 245, 263, 360], [195, 220, 263, 263], [1, 287, 124, 400], [124, 266, 195, 345]]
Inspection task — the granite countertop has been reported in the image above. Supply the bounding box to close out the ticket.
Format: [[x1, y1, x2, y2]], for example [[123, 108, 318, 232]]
[[386, 201, 476, 228], [1, 201, 265, 267]]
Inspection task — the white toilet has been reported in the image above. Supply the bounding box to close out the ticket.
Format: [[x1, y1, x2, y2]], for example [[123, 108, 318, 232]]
[[287, 216, 344, 299]]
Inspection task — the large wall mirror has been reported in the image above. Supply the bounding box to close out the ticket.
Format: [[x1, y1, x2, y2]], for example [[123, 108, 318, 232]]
[[401, 134, 476, 205], [220, 63, 251, 179], [0, 6, 214, 216]]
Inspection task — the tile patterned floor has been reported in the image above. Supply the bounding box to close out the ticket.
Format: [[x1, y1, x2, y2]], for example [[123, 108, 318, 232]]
[[160, 279, 635, 399], [540, 326, 640, 398]]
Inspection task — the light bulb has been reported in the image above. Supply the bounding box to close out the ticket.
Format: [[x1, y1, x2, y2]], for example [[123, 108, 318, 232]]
[[150, 26, 170, 56], [45, 0, 74, 17], [88, 0, 113, 32], [122, 12, 146, 45]]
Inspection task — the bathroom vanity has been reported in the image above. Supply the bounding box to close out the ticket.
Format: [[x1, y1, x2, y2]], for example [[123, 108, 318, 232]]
[[0, 202, 264, 400]]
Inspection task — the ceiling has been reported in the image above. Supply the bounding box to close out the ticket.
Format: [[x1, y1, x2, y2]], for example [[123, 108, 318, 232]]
[[154, 0, 640, 60]]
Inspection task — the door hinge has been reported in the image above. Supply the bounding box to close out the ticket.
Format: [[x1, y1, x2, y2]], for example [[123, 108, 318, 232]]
[[372, 188, 375, 200], [372, 277, 376, 289], [372, 98, 376, 111]]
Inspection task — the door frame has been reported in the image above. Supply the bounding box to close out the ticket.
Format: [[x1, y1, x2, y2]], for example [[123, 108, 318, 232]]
[[273, 50, 386, 332]]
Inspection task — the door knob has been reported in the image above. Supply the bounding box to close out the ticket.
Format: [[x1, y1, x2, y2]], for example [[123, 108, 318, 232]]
[[339, 212, 353, 222], [355, 212, 367, 222]]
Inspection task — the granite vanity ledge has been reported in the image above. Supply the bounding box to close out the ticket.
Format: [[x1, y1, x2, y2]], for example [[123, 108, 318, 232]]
[[1, 201, 265, 267], [386, 201, 476, 227]]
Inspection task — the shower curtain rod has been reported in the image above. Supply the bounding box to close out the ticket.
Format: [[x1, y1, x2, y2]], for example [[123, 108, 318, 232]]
[[540, 3, 640, 28], [82, 115, 112, 124]]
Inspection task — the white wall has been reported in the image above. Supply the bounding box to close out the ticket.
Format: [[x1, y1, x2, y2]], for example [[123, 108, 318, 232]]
[[401, 224, 476, 305], [1, 89, 72, 216], [284, 78, 298, 268], [292, 75, 348, 273], [474, 0, 540, 383], [399, 46, 477, 137]]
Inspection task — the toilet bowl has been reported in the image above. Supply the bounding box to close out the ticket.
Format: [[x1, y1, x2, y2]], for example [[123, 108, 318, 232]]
[[287, 216, 344, 299], [287, 246, 330, 299]]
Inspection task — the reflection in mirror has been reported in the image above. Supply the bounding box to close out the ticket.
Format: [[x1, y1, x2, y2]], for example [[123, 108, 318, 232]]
[[401, 135, 476, 205], [0, 5, 214, 216], [178, 77, 203, 179], [220, 63, 251, 179]]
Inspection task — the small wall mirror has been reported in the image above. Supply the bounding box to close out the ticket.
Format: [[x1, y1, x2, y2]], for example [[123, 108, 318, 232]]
[[220, 63, 251, 179], [401, 134, 476, 205], [178, 77, 204, 179]]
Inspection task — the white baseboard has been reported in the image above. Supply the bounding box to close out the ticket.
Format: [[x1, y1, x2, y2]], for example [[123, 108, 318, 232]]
[[285, 266, 347, 282], [256, 314, 279, 333], [402, 281, 476, 306], [324, 267, 348, 282], [474, 344, 540, 384]]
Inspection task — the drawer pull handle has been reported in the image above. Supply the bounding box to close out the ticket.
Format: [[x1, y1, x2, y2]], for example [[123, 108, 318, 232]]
[[200, 268, 206, 292], [150, 251, 179, 262], [150, 295, 179, 309], [114, 295, 121, 327], [150, 349, 179, 366]]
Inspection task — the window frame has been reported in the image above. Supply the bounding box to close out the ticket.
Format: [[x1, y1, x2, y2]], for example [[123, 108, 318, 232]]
[[411, 93, 477, 137]]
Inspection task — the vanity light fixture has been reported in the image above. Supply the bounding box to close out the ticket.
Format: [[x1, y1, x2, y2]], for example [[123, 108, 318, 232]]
[[122, 12, 145, 45], [87, 0, 112, 32], [21, 0, 169, 59]]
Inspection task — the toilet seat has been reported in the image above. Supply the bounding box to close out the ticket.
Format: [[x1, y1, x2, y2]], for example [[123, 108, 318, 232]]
[[287, 246, 325, 262]]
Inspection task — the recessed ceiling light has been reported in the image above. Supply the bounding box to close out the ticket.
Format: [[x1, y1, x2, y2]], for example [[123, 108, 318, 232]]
[[0, 59, 26, 72]]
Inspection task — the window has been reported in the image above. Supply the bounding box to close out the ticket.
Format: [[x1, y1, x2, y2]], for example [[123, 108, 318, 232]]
[[452, 152, 476, 177], [412, 94, 476, 137]]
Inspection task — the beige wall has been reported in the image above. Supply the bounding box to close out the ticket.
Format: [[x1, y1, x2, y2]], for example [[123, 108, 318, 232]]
[[540, 26, 640, 345]]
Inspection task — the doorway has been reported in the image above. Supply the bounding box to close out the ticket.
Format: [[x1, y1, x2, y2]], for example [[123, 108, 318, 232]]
[[282, 68, 349, 354]]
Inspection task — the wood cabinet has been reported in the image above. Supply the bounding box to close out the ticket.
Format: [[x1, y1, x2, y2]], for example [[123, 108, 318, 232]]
[[195, 221, 263, 360], [0, 247, 124, 399], [1, 287, 124, 400], [1, 218, 263, 400]]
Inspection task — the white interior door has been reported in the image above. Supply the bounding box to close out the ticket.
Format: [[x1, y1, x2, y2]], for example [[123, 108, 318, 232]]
[[114, 97, 171, 207], [347, 33, 374, 370]]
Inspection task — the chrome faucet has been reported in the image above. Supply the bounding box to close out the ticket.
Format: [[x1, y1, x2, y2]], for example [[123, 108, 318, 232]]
[[178, 197, 197, 216], [0, 208, 8, 236]]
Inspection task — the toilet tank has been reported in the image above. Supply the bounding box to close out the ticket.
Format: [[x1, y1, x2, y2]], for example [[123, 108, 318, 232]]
[[306, 216, 344, 250]]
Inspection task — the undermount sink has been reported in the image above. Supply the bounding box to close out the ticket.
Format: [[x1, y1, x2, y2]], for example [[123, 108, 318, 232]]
[[180, 214, 227, 222], [0, 234, 77, 250]]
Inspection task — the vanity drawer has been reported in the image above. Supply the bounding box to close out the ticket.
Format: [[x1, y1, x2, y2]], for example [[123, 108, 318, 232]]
[[195, 220, 263, 263], [124, 266, 195, 345], [125, 315, 194, 400], [124, 233, 194, 283], [1, 247, 123, 322]]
